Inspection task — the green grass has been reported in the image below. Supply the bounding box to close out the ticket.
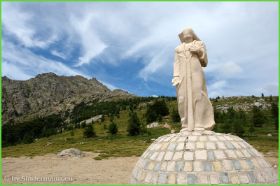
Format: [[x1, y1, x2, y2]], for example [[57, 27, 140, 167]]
[[2, 109, 171, 159], [2, 97, 278, 159]]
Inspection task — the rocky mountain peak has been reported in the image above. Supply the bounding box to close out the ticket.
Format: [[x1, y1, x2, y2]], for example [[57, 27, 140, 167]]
[[2, 73, 134, 124]]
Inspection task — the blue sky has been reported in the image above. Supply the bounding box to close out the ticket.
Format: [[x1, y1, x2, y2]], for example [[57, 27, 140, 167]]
[[2, 2, 278, 97]]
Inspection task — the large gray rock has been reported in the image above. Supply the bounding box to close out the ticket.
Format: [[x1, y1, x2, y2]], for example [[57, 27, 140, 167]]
[[131, 130, 278, 184], [57, 148, 84, 157]]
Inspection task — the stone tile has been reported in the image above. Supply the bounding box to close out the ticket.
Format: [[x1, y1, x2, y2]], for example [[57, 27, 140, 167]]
[[197, 173, 209, 184], [167, 173, 176, 184], [231, 141, 241, 149], [177, 173, 187, 184], [225, 150, 237, 158], [173, 151, 183, 160], [241, 149, 251, 158], [199, 136, 207, 141], [232, 160, 242, 170], [195, 150, 207, 160], [196, 142, 205, 149], [235, 150, 245, 158], [176, 143, 184, 151], [246, 159, 255, 169], [214, 150, 226, 159], [187, 174, 198, 184], [203, 161, 213, 171], [224, 141, 235, 149], [240, 160, 250, 170], [224, 135, 233, 140], [239, 174, 250, 184], [160, 161, 167, 171], [144, 151, 153, 159], [193, 161, 203, 171], [158, 173, 167, 184], [170, 136, 178, 142], [178, 137, 186, 142], [257, 158, 270, 168], [216, 142, 226, 149], [144, 171, 153, 183], [167, 143, 177, 151], [154, 162, 161, 171], [252, 158, 261, 168], [238, 142, 247, 148], [138, 169, 146, 181], [208, 136, 218, 141], [229, 173, 240, 184], [184, 162, 193, 172], [167, 161, 176, 171], [206, 142, 216, 149], [209, 173, 219, 184], [185, 142, 195, 150], [207, 151, 215, 161], [217, 136, 227, 141], [175, 161, 184, 172], [247, 171, 257, 183], [156, 151, 165, 161], [184, 151, 194, 160], [254, 170, 265, 183], [150, 152, 159, 160], [219, 172, 229, 184], [163, 136, 172, 142], [212, 161, 222, 171], [249, 148, 262, 157], [192, 131, 202, 136], [147, 161, 155, 170], [188, 136, 198, 141], [222, 160, 233, 171], [164, 151, 174, 160], [160, 143, 169, 150], [154, 144, 162, 151], [151, 172, 158, 184]]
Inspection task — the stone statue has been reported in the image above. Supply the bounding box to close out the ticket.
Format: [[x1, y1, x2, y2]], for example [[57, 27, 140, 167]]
[[172, 28, 215, 131], [131, 27, 278, 184]]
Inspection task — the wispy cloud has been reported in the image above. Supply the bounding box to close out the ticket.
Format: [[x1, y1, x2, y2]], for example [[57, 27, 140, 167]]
[[2, 2, 278, 97]]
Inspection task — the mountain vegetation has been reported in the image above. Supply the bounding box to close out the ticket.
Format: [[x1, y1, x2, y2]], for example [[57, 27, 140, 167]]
[[2, 73, 278, 160]]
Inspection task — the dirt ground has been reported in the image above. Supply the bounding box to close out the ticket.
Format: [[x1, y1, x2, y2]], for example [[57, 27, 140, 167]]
[[2, 152, 139, 184], [2, 151, 278, 184]]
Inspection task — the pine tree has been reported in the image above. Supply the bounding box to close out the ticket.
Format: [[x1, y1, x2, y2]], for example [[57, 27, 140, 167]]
[[248, 123, 255, 136], [271, 102, 279, 130], [252, 106, 265, 127], [108, 121, 118, 135], [127, 111, 141, 136], [83, 125, 96, 138], [171, 108, 180, 122]]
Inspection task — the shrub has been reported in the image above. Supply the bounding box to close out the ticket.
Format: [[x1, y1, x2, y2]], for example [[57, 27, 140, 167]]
[[127, 111, 141, 136], [108, 121, 118, 135], [83, 125, 96, 138]]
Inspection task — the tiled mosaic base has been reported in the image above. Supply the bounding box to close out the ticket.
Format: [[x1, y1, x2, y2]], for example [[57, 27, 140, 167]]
[[130, 130, 278, 184]]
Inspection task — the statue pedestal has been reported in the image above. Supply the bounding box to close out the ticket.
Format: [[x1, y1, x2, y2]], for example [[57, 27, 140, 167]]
[[130, 129, 278, 184]]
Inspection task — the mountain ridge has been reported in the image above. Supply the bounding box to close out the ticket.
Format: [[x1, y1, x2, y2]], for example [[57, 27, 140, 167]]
[[2, 72, 134, 124]]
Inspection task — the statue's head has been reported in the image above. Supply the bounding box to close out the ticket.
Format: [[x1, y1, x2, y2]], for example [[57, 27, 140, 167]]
[[178, 28, 200, 43]]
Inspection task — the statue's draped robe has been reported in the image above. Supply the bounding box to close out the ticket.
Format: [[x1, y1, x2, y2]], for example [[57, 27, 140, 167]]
[[172, 40, 215, 130]]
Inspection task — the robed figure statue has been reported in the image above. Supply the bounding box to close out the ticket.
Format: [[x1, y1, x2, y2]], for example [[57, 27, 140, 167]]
[[172, 28, 215, 131]]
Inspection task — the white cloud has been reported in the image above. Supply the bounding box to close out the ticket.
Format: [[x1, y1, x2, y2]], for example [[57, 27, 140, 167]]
[[2, 60, 32, 80], [69, 14, 107, 67], [2, 3, 57, 48], [3, 40, 87, 78], [2, 2, 278, 96], [50, 50, 67, 60]]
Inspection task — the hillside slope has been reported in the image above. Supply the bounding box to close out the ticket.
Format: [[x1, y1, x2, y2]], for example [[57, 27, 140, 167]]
[[2, 73, 133, 124]]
